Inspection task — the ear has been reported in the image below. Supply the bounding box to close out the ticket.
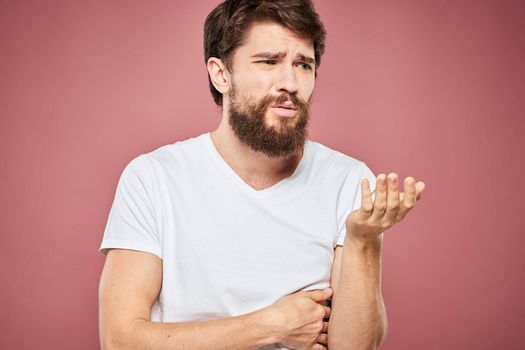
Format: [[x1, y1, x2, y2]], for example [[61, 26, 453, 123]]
[[207, 57, 230, 95]]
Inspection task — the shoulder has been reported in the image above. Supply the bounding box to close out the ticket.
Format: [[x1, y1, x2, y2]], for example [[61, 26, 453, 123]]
[[124, 132, 209, 175], [307, 139, 371, 177]]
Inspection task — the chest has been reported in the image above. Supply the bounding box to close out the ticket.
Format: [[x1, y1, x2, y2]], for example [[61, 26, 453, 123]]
[[153, 169, 340, 319]]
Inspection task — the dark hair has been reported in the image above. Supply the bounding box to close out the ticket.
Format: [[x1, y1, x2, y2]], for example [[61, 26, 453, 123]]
[[203, 0, 327, 106]]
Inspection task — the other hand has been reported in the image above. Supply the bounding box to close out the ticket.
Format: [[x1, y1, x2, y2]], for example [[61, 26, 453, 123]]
[[345, 173, 425, 243]]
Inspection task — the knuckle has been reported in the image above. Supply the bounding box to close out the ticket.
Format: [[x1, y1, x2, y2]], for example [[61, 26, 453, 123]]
[[317, 332, 328, 344], [362, 203, 373, 212], [396, 211, 407, 221], [374, 203, 386, 211], [325, 305, 331, 316], [387, 202, 400, 210], [317, 305, 326, 318], [388, 175, 399, 186]]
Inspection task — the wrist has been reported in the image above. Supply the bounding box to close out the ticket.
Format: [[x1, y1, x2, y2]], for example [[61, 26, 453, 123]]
[[250, 306, 285, 345], [346, 231, 383, 252]]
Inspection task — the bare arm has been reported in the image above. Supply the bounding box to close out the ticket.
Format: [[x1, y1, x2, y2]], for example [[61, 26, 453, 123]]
[[328, 172, 425, 349], [98, 249, 280, 350], [327, 238, 387, 350]]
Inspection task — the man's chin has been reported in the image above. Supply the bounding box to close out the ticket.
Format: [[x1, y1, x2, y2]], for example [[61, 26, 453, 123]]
[[265, 113, 298, 131], [240, 129, 306, 159]]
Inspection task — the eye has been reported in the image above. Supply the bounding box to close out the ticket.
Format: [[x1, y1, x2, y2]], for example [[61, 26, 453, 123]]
[[297, 62, 313, 71], [257, 59, 277, 65]]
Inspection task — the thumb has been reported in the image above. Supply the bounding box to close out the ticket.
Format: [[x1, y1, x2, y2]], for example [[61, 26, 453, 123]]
[[304, 288, 332, 302]]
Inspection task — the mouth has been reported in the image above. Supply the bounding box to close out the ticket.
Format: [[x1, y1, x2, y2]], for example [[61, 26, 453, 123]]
[[270, 105, 297, 118], [269, 101, 297, 118], [271, 101, 297, 110]]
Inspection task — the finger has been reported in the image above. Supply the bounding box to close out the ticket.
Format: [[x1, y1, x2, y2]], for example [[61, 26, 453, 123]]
[[323, 305, 331, 319], [396, 177, 416, 221], [312, 343, 327, 350], [350, 178, 374, 223], [359, 178, 374, 217], [317, 332, 328, 346], [383, 173, 400, 224], [369, 173, 387, 222], [322, 321, 329, 333], [415, 181, 426, 200], [305, 288, 332, 303]]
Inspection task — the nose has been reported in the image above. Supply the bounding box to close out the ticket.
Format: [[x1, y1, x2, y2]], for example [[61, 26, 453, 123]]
[[275, 64, 299, 95]]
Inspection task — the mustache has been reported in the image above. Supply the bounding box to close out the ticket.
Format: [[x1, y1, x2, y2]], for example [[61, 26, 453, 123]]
[[272, 92, 306, 106], [258, 93, 309, 117]]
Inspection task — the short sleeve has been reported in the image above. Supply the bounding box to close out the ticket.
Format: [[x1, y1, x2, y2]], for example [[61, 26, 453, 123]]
[[99, 155, 162, 259], [335, 162, 377, 246]]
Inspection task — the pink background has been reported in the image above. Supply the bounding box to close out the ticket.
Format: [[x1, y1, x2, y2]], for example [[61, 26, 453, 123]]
[[1, 1, 524, 349]]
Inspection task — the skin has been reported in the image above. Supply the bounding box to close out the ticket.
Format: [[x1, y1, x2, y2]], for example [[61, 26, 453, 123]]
[[347, 174, 425, 242], [207, 20, 315, 189], [328, 175, 425, 349]]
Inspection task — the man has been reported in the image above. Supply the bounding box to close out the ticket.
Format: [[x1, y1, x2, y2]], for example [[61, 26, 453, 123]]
[[98, 1, 425, 349]]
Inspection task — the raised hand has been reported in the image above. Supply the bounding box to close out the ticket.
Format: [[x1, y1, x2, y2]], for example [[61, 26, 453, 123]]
[[345, 173, 426, 242]]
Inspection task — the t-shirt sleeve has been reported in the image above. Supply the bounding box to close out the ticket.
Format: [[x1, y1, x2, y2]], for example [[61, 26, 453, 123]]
[[335, 162, 377, 246], [99, 155, 162, 259]]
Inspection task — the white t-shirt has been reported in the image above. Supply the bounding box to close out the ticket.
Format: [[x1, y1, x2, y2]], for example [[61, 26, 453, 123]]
[[100, 131, 376, 349]]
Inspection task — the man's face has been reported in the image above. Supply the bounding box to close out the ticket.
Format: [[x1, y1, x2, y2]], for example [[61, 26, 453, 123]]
[[225, 21, 316, 159]]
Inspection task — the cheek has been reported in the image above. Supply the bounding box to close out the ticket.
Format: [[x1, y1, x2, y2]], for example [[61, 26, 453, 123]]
[[234, 72, 271, 96], [301, 80, 315, 102], [251, 73, 274, 93]]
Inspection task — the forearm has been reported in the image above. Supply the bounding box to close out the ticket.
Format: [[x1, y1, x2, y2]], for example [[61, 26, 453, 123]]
[[328, 235, 387, 350], [103, 307, 280, 350]]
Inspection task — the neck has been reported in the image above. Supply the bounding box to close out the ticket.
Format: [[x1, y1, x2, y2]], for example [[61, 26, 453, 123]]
[[210, 119, 304, 184]]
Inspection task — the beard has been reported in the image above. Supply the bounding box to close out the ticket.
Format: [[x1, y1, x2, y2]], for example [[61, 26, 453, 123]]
[[227, 84, 310, 159]]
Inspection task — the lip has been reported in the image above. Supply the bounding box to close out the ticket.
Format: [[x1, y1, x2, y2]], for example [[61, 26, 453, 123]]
[[272, 102, 297, 110], [270, 106, 297, 118]]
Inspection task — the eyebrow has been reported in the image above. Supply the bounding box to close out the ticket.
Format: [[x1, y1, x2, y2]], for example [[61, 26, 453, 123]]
[[250, 51, 316, 65]]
